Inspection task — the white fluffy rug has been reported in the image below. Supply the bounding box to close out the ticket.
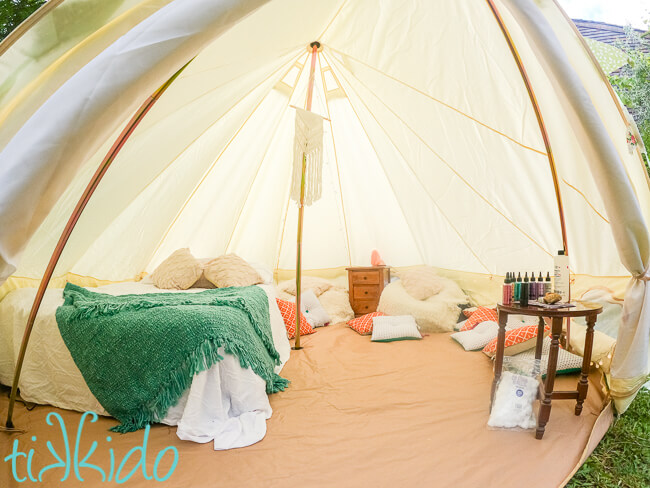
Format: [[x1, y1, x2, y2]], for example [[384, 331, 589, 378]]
[[378, 278, 467, 333]]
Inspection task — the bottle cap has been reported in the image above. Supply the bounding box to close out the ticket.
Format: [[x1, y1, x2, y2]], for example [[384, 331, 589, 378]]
[[558, 250, 565, 255]]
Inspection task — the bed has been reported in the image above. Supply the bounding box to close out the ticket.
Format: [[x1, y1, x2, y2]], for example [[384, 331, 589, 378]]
[[0, 281, 290, 450]]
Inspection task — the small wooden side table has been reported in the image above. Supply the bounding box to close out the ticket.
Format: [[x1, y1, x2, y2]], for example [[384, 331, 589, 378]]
[[346, 266, 391, 316], [492, 301, 602, 439]]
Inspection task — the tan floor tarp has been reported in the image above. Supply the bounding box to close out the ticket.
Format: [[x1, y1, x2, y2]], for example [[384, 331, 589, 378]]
[[0, 323, 609, 487]]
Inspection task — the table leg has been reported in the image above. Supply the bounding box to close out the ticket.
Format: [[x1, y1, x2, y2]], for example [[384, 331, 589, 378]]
[[536, 316, 562, 440], [576, 314, 596, 415], [491, 310, 508, 410], [534, 317, 545, 376]]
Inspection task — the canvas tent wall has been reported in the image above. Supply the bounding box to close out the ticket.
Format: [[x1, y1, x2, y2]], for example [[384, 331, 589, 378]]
[[0, 0, 648, 411]]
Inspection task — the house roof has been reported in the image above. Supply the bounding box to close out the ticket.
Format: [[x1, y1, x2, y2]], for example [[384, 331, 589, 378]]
[[572, 19, 649, 53]]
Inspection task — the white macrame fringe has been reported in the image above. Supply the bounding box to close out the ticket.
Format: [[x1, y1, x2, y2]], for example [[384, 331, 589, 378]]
[[291, 108, 324, 206]]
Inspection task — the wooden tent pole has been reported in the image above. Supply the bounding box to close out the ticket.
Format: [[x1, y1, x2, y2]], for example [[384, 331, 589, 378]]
[[294, 42, 320, 350], [3, 60, 192, 430]]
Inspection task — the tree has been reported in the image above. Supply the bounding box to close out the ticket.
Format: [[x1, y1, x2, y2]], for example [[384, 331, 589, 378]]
[[0, 0, 45, 42], [609, 26, 650, 176]]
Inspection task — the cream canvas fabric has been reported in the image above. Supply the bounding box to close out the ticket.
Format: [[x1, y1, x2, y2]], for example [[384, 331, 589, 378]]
[[0, 0, 648, 409], [203, 254, 264, 288], [151, 248, 202, 290]]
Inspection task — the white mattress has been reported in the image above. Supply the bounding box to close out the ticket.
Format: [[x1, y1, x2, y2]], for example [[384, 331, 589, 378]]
[[0, 282, 290, 449]]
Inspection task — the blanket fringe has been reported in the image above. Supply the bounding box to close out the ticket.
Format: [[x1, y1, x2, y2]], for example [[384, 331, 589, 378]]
[[110, 338, 288, 433]]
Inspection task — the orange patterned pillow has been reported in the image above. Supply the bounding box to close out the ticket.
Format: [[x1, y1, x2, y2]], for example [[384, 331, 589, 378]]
[[276, 298, 315, 339], [460, 306, 498, 331], [482, 324, 550, 357], [348, 312, 386, 335]]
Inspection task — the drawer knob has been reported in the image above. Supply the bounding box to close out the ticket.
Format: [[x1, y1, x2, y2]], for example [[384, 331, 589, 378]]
[[364, 291, 368, 295], [363, 276, 367, 280]]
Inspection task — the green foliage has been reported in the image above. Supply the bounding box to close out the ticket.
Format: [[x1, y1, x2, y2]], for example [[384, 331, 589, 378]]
[[609, 27, 650, 176], [568, 389, 650, 488], [0, 0, 45, 42]]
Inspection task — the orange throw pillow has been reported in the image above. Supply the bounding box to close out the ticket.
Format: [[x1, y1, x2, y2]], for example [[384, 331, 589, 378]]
[[482, 324, 550, 357], [460, 306, 498, 331], [276, 298, 315, 339], [348, 312, 386, 335]]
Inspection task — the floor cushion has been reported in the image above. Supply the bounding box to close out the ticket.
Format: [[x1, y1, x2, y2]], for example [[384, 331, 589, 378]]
[[371, 315, 422, 342], [378, 279, 467, 333], [397, 266, 445, 300], [348, 312, 385, 335], [452, 321, 500, 351], [459, 306, 498, 331], [516, 337, 583, 376], [278, 276, 333, 297], [483, 324, 550, 357], [276, 298, 315, 339]]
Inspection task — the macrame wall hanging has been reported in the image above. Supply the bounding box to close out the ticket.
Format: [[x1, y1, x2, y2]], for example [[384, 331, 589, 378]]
[[291, 107, 324, 206]]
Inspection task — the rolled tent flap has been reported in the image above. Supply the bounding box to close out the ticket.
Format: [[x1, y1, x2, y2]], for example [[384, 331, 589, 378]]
[[500, 0, 650, 411], [0, 0, 271, 284]]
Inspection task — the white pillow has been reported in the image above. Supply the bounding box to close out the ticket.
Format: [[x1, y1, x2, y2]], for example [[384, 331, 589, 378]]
[[451, 321, 524, 351], [451, 321, 499, 351], [299, 290, 331, 328], [371, 315, 422, 342]]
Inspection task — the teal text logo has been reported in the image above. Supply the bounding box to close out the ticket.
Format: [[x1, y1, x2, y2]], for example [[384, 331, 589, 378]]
[[3, 412, 179, 483]]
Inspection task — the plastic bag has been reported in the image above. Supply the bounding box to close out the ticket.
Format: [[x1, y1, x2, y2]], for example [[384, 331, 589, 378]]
[[488, 356, 541, 431]]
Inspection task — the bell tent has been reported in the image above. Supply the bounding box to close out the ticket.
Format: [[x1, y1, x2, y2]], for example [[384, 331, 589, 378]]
[[0, 0, 649, 479]]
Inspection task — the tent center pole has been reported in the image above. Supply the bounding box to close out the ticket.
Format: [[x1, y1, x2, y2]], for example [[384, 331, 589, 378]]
[[2, 60, 192, 432], [294, 41, 320, 350]]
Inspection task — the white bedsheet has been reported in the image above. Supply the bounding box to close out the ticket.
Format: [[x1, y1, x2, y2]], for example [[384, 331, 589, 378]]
[[0, 282, 290, 450]]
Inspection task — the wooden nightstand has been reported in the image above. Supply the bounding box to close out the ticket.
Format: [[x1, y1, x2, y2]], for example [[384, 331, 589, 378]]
[[346, 266, 391, 316]]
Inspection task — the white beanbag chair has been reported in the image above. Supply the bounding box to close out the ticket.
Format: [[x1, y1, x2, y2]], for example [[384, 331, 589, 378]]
[[378, 278, 467, 333]]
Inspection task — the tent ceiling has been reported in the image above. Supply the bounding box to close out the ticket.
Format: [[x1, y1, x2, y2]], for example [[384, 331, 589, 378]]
[[2, 0, 649, 283]]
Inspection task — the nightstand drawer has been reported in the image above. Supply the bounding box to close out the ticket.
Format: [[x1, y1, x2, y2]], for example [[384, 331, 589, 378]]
[[350, 271, 380, 285], [353, 299, 378, 315], [353, 285, 380, 300]]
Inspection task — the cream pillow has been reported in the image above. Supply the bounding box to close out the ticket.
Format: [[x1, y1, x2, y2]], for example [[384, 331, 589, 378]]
[[203, 254, 263, 288], [279, 276, 333, 297], [398, 266, 444, 300], [151, 248, 202, 290]]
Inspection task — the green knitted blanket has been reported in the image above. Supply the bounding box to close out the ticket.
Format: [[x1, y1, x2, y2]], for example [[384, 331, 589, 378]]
[[56, 283, 288, 433]]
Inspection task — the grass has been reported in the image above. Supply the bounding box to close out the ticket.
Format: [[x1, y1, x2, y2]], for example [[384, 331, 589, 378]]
[[567, 388, 650, 488]]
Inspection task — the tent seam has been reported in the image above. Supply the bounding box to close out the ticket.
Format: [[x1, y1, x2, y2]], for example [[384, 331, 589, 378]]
[[324, 52, 489, 272], [319, 53, 352, 267], [224, 56, 310, 253], [326, 51, 554, 260], [144, 52, 306, 267], [562, 179, 609, 223], [326, 46, 548, 157]]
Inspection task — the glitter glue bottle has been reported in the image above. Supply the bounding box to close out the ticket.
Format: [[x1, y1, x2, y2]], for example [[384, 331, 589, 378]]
[[529, 271, 537, 300], [502, 275, 510, 305], [515, 272, 522, 302], [520, 281, 529, 307], [545, 272, 552, 295]]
